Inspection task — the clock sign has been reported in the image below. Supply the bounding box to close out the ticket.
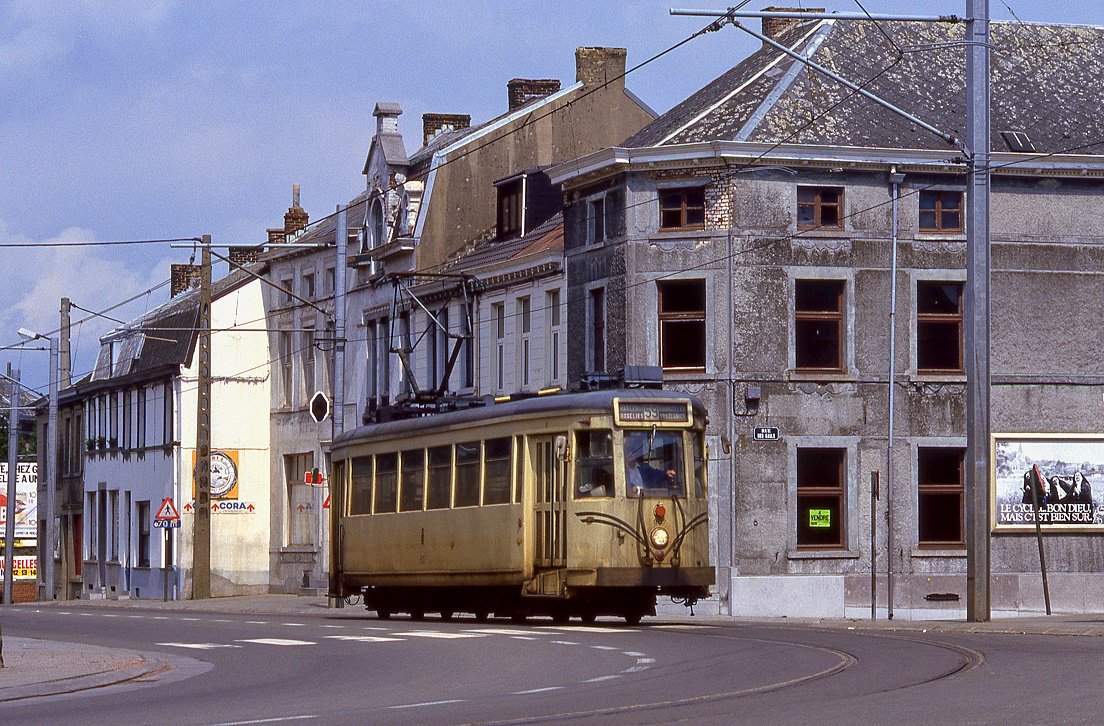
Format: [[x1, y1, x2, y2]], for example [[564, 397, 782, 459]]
[[192, 449, 240, 500]]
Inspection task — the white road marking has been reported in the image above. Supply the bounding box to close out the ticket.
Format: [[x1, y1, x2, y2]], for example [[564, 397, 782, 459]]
[[387, 699, 465, 710], [100, 614, 119, 618], [244, 620, 269, 624], [126, 615, 145, 619], [235, 638, 315, 646], [623, 666, 650, 673], [551, 640, 579, 646], [152, 616, 170, 620], [323, 635, 403, 643], [180, 617, 203, 621], [396, 631, 487, 639], [590, 645, 618, 651], [510, 636, 538, 641], [362, 626, 390, 631], [212, 715, 319, 725], [512, 686, 563, 695], [623, 651, 645, 656], [582, 675, 622, 683], [282, 622, 306, 627], [464, 628, 544, 636], [320, 624, 345, 629], [156, 642, 243, 650], [209, 618, 232, 623], [547, 626, 636, 633], [635, 657, 656, 664]]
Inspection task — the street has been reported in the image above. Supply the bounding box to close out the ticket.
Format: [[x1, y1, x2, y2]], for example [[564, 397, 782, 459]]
[[2, 601, 1102, 725]]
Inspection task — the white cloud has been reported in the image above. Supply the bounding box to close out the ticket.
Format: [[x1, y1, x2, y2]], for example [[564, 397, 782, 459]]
[[0, 221, 172, 380]]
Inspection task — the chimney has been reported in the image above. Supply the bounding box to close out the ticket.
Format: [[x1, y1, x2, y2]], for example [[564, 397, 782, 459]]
[[283, 183, 309, 237], [374, 102, 402, 134], [575, 47, 627, 88], [422, 113, 471, 146], [266, 228, 286, 245], [228, 245, 264, 269], [170, 263, 202, 297], [761, 6, 824, 44], [507, 79, 561, 111]]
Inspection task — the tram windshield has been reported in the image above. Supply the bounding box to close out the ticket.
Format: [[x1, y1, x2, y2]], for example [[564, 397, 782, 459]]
[[625, 430, 685, 498]]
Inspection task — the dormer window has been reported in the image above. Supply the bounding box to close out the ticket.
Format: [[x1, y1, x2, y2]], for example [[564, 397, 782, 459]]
[[498, 181, 522, 239], [368, 199, 385, 249]]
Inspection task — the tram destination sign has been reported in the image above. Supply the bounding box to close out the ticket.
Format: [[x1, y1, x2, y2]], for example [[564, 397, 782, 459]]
[[613, 400, 692, 427], [753, 427, 780, 441]]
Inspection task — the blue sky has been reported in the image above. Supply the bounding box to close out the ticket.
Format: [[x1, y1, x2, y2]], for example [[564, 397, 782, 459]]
[[0, 0, 1099, 391]]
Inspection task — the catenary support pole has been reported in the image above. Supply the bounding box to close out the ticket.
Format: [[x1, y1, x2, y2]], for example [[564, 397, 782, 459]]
[[4, 365, 18, 604], [965, 0, 992, 622], [331, 205, 347, 609], [887, 170, 902, 620], [193, 237, 212, 600], [43, 334, 57, 600]]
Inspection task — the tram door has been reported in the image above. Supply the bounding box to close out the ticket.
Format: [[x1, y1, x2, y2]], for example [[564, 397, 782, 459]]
[[533, 435, 567, 569]]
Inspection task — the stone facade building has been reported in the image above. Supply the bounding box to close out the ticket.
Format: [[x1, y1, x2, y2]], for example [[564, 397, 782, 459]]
[[549, 17, 1104, 617]]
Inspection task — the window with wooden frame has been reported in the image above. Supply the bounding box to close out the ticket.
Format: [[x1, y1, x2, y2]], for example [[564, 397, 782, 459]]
[[917, 447, 964, 547], [916, 282, 964, 373], [497, 182, 522, 239], [658, 280, 706, 370], [796, 448, 845, 549], [918, 190, 963, 233], [659, 188, 705, 230], [794, 279, 845, 370], [588, 197, 606, 244], [797, 186, 843, 229]]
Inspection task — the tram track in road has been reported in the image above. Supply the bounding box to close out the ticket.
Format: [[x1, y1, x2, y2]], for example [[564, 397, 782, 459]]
[[475, 624, 985, 725]]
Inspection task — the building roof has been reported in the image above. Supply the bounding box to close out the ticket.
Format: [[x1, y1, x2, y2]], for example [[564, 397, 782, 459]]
[[440, 214, 563, 276], [624, 19, 1104, 156]]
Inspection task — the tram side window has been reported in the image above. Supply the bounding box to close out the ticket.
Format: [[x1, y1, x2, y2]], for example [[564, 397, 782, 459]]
[[375, 452, 398, 514], [575, 429, 613, 498], [426, 446, 452, 509], [454, 442, 481, 507], [400, 449, 426, 512], [625, 430, 685, 498], [693, 433, 707, 499], [350, 457, 373, 515], [514, 435, 525, 503], [484, 438, 513, 505]]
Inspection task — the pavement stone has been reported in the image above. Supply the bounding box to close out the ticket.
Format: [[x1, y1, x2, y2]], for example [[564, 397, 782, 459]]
[[2, 593, 1104, 703]]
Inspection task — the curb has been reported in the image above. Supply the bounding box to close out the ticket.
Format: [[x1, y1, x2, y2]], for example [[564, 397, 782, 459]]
[[0, 640, 174, 703]]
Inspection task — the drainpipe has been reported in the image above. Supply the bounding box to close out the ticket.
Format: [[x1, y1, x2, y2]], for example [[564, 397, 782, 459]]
[[887, 168, 904, 620]]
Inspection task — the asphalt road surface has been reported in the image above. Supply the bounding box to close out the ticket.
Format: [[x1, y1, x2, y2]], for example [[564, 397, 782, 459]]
[[2, 605, 1102, 725]]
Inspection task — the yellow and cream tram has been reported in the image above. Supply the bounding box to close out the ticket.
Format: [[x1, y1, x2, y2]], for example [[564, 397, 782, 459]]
[[328, 388, 713, 624]]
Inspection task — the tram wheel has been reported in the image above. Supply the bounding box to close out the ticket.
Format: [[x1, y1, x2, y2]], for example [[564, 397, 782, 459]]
[[623, 612, 642, 625], [552, 612, 570, 624], [511, 612, 528, 624], [474, 611, 489, 623], [440, 610, 454, 622], [375, 610, 391, 621], [411, 611, 425, 621], [581, 612, 597, 624]]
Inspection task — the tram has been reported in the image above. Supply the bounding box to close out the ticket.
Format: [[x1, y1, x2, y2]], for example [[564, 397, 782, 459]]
[[328, 386, 713, 624]]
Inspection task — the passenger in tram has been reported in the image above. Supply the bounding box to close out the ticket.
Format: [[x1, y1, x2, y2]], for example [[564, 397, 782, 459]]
[[625, 433, 678, 497], [578, 467, 612, 497]]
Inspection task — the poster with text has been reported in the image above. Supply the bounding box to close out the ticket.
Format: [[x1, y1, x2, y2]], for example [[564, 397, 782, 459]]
[[992, 435, 1104, 532]]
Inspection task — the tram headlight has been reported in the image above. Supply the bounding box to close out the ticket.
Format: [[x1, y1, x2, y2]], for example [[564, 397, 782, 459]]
[[650, 527, 670, 549]]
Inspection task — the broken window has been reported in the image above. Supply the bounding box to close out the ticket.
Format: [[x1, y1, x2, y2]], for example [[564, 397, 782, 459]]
[[916, 282, 963, 373], [918, 190, 963, 233], [658, 280, 706, 370], [797, 186, 843, 229], [796, 448, 845, 549], [659, 188, 705, 230], [589, 288, 606, 373], [794, 280, 844, 370], [588, 197, 606, 243], [917, 447, 964, 547]]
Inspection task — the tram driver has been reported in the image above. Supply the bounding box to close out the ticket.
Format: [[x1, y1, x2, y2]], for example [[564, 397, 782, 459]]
[[625, 432, 679, 497]]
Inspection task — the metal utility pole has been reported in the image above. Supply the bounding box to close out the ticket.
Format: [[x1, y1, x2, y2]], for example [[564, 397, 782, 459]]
[[4, 365, 18, 604], [193, 236, 213, 599], [333, 205, 347, 437], [44, 335, 57, 601], [964, 0, 992, 622]]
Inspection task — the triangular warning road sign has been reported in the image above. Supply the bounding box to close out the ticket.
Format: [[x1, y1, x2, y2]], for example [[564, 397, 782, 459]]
[[155, 497, 181, 521]]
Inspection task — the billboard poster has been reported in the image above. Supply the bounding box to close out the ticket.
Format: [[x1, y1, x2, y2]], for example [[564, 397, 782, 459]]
[[0, 462, 39, 538], [190, 449, 240, 500], [0, 555, 37, 580], [992, 435, 1104, 531]]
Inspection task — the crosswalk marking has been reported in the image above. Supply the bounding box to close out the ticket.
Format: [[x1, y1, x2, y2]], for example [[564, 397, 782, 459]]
[[582, 675, 622, 683], [235, 638, 315, 646], [590, 645, 618, 651], [323, 635, 402, 643], [396, 631, 487, 639], [157, 642, 243, 650], [464, 628, 546, 636], [547, 626, 636, 633]]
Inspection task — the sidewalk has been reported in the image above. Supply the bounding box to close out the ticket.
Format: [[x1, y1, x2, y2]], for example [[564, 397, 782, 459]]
[[3, 594, 1104, 703]]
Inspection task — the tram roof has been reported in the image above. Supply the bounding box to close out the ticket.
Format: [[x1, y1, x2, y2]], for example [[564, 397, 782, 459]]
[[333, 388, 706, 449]]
